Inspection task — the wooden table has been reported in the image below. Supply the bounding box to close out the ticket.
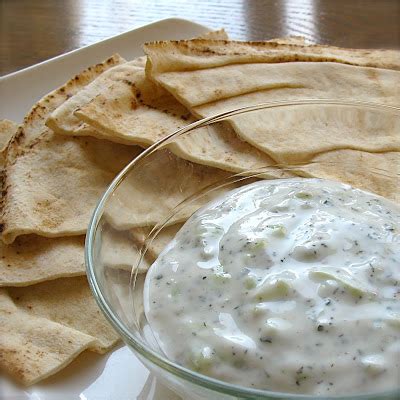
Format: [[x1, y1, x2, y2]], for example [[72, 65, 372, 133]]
[[1, 0, 400, 76]]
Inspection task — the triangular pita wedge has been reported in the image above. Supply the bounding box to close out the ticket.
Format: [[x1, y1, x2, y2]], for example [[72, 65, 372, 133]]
[[0, 55, 142, 243], [144, 38, 400, 75], [46, 30, 229, 140], [46, 60, 143, 137], [0, 57, 240, 242], [9, 54, 124, 151], [0, 276, 120, 386], [0, 121, 89, 286], [75, 75, 195, 145], [144, 51, 400, 163], [0, 235, 85, 287], [74, 74, 279, 174], [1, 131, 141, 243], [146, 60, 400, 109], [46, 54, 148, 139], [73, 38, 315, 174], [223, 100, 400, 164]]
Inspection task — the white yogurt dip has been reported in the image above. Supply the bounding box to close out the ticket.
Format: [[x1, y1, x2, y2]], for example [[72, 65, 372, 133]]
[[143, 178, 400, 395]]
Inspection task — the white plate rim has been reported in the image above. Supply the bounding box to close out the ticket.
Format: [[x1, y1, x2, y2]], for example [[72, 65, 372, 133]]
[[1, 17, 209, 81], [0, 17, 211, 122]]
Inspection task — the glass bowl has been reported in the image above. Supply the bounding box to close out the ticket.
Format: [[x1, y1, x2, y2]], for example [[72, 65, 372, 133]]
[[85, 100, 400, 400]]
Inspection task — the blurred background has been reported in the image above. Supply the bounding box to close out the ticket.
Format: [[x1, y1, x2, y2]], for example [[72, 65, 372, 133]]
[[1, 0, 400, 76]]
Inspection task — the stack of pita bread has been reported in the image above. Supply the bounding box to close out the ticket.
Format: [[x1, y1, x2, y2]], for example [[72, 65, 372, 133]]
[[1, 28, 399, 386]]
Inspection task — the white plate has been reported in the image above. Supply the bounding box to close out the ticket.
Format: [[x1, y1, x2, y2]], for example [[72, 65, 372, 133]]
[[0, 18, 211, 400]]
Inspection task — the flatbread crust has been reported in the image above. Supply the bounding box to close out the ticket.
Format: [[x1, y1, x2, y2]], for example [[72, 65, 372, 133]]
[[144, 38, 400, 75], [0, 119, 18, 152], [46, 29, 229, 140], [0, 55, 141, 244], [143, 40, 400, 166], [72, 38, 318, 174], [0, 276, 120, 386], [74, 71, 278, 174], [297, 150, 400, 203], [0, 235, 85, 287]]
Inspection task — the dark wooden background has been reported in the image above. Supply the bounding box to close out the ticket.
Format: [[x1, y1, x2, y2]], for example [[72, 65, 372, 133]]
[[1, 0, 400, 76]]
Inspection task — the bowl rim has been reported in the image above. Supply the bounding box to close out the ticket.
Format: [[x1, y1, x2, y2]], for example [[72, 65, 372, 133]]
[[85, 99, 400, 399]]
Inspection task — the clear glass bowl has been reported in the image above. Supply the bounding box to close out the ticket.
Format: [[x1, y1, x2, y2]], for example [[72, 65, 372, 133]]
[[86, 100, 400, 400]]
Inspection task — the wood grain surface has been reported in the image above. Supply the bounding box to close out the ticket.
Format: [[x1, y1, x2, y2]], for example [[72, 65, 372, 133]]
[[1, 0, 400, 76]]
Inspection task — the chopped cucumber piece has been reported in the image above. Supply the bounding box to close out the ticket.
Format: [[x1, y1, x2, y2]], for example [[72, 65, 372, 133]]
[[190, 346, 215, 371], [244, 275, 257, 290], [212, 265, 232, 282], [267, 224, 286, 238], [310, 267, 376, 298], [361, 354, 385, 375], [171, 286, 180, 297], [248, 239, 269, 250], [295, 191, 313, 199], [254, 279, 290, 301]]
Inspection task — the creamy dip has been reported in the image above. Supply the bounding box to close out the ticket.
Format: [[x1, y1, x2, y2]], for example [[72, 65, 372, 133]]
[[143, 178, 400, 395]]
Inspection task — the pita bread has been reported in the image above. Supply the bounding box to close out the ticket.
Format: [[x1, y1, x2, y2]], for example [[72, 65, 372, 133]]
[[104, 148, 231, 230], [0, 276, 120, 386], [144, 56, 400, 163], [11, 55, 125, 152], [1, 131, 141, 243], [46, 30, 229, 140], [2, 56, 248, 244], [0, 119, 18, 152], [0, 56, 142, 244], [224, 101, 400, 164], [0, 119, 88, 286], [73, 38, 314, 174], [147, 61, 400, 109], [0, 235, 85, 287], [75, 75, 195, 145], [46, 60, 145, 137], [125, 55, 147, 68], [270, 36, 307, 46], [101, 226, 150, 273], [0, 119, 18, 166], [1, 61, 241, 243], [199, 28, 229, 40], [74, 73, 279, 174], [296, 150, 400, 203], [144, 38, 400, 76]]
